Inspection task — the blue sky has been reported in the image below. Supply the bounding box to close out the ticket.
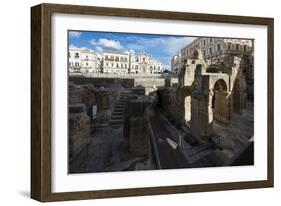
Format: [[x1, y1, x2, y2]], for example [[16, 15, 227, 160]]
[[68, 31, 195, 69]]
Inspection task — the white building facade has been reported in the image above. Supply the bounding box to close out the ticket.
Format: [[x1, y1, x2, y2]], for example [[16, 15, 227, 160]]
[[69, 48, 101, 74], [102, 51, 130, 74], [176, 37, 253, 78], [129, 53, 139, 74], [69, 48, 165, 75], [69, 48, 82, 73], [138, 52, 164, 74]]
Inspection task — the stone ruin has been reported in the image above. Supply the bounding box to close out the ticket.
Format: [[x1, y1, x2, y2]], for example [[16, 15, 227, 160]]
[[123, 85, 154, 158], [67, 48, 252, 172], [68, 82, 124, 172], [158, 49, 248, 142], [68, 104, 91, 173]]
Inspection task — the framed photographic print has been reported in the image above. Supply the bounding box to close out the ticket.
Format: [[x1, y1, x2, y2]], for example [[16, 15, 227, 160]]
[[31, 3, 274, 202]]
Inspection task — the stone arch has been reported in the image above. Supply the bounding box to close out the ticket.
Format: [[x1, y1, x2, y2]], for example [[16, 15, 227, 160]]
[[212, 79, 230, 124], [214, 79, 227, 91]]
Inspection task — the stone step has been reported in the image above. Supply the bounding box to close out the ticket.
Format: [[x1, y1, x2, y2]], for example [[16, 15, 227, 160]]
[[109, 121, 124, 126], [114, 108, 125, 112], [109, 118, 124, 123], [110, 124, 123, 129], [93, 123, 108, 128], [112, 113, 124, 117], [112, 111, 123, 115], [111, 115, 123, 120], [116, 101, 125, 105]]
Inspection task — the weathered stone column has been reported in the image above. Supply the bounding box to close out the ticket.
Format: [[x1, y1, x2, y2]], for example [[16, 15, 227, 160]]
[[190, 93, 213, 141], [123, 95, 153, 158], [95, 87, 112, 126]]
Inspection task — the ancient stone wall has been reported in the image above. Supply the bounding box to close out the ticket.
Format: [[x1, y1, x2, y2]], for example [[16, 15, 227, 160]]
[[69, 76, 178, 91], [156, 86, 191, 127], [69, 83, 123, 127], [68, 104, 91, 173], [69, 83, 96, 117], [69, 76, 134, 88]]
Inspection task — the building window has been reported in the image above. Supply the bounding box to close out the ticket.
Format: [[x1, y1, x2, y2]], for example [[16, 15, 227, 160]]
[[68, 52, 71, 57], [111, 63, 114, 67], [210, 38, 212, 43], [75, 53, 79, 58], [203, 50, 206, 56], [228, 43, 231, 50], [209, 48, 212, 54], [86, 63, 88, 66], [106, 63, 108, 67], [143, 57, 145, 61], [244, 45, 247, 52], [204, 40, 206, 45], [217, 44, 221, 51], [236, 44, 239, 51]]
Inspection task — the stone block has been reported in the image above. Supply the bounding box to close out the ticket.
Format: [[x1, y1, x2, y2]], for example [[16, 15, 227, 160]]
[[68, 103, 91, 173]]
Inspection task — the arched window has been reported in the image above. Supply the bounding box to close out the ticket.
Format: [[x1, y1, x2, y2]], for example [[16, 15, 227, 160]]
[[214, 79, 227, 91]]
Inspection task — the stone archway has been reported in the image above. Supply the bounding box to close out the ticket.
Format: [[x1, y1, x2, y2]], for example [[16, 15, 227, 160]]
[[212, 79, 230, 124]]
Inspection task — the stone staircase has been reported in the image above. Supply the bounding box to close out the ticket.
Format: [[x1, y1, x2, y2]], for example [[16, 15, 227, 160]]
[[109, 90, 131, 128]]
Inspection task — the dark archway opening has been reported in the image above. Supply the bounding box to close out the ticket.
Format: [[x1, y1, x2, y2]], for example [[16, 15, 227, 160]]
[[212, 79, 230, 124]]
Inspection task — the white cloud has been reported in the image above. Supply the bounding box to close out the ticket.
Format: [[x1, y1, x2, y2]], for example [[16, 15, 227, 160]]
[[163, 37, 196, 55], [95, 46, 103, 52], [69, 44, 95, 53], [89, 38, 123, 50], [69, 31, 82, 38], [69, 44, 78, 49]]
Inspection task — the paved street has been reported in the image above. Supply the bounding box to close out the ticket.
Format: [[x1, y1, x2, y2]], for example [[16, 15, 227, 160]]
[[149, 111, 191, 169]]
